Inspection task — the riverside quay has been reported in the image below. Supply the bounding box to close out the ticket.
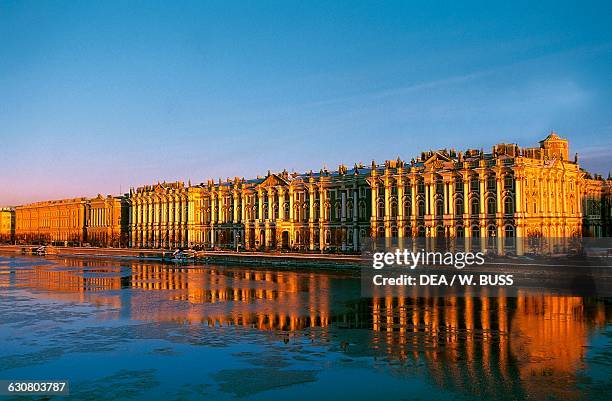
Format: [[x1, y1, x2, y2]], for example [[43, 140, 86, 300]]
[[3, 133, 612, 251]]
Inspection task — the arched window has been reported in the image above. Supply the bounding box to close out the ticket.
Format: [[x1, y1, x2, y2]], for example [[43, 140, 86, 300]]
[[456, 199, 464, 215], [377, 201, 385, 219], [418, 226, 426, 237], [284, 203, 290, 219], [504, 197, 514, 215], [404, 201, 411, 217], [471, 226, 480, 238], [359, 202, 366, 220], [436, 200, 444, 217], [505, 225, 514, 238], [471, 198, 480, 215], [390, 201, 398, 218], [418, 200, 425, 217], [487, 198, 496, 215], [504, 175, 513, 189], [391, 227, 398, 238], [335, 202, 341, 220], [456, 226, 465, 238]]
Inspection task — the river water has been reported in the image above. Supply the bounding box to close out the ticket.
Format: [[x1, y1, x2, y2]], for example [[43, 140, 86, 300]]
[[0, 254, 610, 400]]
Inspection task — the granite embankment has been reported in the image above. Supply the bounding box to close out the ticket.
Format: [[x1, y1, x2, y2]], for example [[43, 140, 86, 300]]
[[0, 245, 362, 269]]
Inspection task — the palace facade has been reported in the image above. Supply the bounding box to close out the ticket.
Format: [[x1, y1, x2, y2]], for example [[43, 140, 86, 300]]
[[368, 133, 607, 241], [4, 133, 611, 250], [128, 181, 197, 248], [0, 208, 15, 243], [86, 195, 129, 247], [15, 198, 88, 244], [13, 195, 128, 246], [125, 133, 610, 251]]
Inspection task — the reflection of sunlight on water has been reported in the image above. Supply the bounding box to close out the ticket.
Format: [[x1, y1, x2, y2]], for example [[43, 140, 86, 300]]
[[0, 254, 610, 400]]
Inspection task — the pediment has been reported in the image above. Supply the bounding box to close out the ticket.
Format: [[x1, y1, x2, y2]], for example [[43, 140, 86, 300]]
[[423, 152, 451, 166], [423, 152, 452, 169], [258, 174, 289, 188]]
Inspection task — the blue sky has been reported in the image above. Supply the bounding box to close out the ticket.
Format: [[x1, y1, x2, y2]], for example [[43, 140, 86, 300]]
[[1, 0, 611, 205]]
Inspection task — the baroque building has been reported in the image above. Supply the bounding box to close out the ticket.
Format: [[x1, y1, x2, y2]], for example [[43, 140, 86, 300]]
[[15, 198, 88, 245], [86, 195, 129, 247], [368, 133, 610, 241], [128, 181, 198, 248], [13, 195, 128, 246], [6, 133, 612, 250], [192, 167, 372, 252]]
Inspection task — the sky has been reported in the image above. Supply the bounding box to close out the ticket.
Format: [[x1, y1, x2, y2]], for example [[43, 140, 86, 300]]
[[1, 0, 611, 206]]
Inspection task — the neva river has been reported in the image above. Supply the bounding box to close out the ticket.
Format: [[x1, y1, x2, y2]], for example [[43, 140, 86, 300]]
[[0, 253, 610, 400]]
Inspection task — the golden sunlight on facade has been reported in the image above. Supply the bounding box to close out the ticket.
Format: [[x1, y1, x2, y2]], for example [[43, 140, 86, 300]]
[[3, 134, 611, 250]]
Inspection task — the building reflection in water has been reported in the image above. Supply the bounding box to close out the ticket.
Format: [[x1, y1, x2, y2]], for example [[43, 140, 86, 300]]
[[4, 257, 609, 400]]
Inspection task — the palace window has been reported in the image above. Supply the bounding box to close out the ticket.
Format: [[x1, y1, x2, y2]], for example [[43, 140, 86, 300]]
[[390, 201, 398, 218], [505, 225, 515, 238], [456, 226, 464, 238], [487, 198, 496, 215], [504, 197, 514, 214], [418, 200, 425, 217], [418, 226, 426, 237], [471, 226, 480, 238], [487, 176, 496, 190], [504, 175, 513, 189], [455, 199, 464, 215], [470, 179, 478, 193], [471, 199, 480, 215], [455, 181, 464, 193], [418, 181, 425, 194], [404, 201, 410, 217], [377, 201, 385, 218]]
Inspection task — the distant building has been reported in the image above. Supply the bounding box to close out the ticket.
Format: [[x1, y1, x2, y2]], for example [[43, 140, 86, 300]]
[[15, 198, 88, 245], [0, 208, 15, 243], [13, 195, 127, 246]]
